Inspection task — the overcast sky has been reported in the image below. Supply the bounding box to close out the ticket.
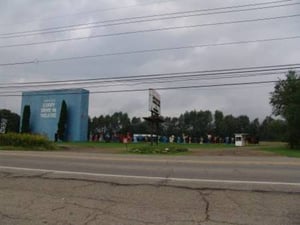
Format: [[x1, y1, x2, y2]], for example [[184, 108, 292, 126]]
[[0, 0, 299, 121]]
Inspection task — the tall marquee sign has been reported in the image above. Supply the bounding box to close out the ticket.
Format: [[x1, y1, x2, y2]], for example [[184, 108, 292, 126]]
[[149, 89, 161, 116], [144, 89, 164, 145]]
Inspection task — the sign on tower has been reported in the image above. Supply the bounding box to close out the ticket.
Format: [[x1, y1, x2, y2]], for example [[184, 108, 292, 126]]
[[149, 89, 161, 116]]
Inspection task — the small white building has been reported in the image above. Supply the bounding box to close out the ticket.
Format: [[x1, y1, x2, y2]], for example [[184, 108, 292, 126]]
[[235, 133, 248, 147]]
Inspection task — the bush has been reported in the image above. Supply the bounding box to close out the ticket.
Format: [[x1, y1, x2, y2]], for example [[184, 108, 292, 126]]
[[0, 133, 55, 150], [128, 145, 188, 154]]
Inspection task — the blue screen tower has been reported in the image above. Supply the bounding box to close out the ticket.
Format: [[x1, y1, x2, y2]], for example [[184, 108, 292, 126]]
[[21, 89, 89, 141]]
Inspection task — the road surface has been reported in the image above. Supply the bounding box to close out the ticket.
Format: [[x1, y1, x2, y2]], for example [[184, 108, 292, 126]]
[[0, 151, 299, 225]]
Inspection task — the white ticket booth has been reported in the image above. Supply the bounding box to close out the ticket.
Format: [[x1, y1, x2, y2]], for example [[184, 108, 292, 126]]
[[235, 133, 248, 147]]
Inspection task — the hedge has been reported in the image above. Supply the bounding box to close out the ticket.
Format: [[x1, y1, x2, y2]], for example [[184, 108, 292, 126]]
[[128, 145, 188, 154], [0, 133, 54, 149]]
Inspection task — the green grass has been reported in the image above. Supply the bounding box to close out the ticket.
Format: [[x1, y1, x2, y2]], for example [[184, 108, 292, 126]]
[[259, 144, 300, 157], [57, 141, 126, 149], [62, 141, 300, 157], [2, 139, 299, 157], [182, 143, 235, 149], [55, 142, 236, 155]]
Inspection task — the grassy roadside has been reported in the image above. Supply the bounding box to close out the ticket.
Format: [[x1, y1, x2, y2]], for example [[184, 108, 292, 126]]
[[258, 143, 300, 157], [56, 142, 300, 157], [56, 142, 235, 149], [56, 142, 235, 151], [1, 138, 299, 157]]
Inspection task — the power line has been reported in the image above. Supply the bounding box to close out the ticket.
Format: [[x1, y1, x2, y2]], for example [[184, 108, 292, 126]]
[[0, 71, 273, 93], [104, 80, 278, 93], [0, 80, 281, 97], [0, 0, 179, 27], [0, 63, 298, 89], [36, 0, 180, 20], [0, 13, 299, 44], [0, 70, 283, 91], [0, 35, 299, 66], [1, 63, 299, 85], [1, 64, 298, 96], [0, 0, 296, 38], [5, 70, 289, 94]]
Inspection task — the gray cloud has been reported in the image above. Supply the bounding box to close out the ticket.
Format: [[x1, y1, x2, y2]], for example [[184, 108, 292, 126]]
[[0, 0, 299, 120]]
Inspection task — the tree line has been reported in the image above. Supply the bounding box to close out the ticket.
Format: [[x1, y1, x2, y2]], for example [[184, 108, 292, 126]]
[[0, 108, 290, 142], [88, 111, 287, 142]]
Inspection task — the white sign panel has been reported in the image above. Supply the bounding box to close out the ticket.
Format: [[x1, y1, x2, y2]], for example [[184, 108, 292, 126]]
[[149, 89, 161, 115], [0, 118, 7, 134], [40, 99, 57, 118]]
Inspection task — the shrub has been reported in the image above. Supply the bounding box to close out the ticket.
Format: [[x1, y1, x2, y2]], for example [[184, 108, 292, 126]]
[[0, 133, 55, 150], [57, 100, 68, 141], [128, 145, 188, 154], [21, 105, 31, 133]]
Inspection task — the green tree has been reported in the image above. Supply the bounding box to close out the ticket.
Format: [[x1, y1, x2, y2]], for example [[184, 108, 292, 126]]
[[130, 117, 150, 134], [0, 109, 20, 133], [21, 105, 30, 133], [270, 71, 300, 148], [57, 100, 68, 141], [249, 118, 260, 137], [110, 112, 131, 133], [214, 110, 224, 137], [259, 116, 287, 141], [178, 110, 212, 138], [222, 115, 238, 137], [162, 117, 180, 137], [236, 115, 250, 133]]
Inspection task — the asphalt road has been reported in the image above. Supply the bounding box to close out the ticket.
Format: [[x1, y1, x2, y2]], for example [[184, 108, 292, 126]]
[[0, 151, 299, 185], [0, 151, 299, 225]]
